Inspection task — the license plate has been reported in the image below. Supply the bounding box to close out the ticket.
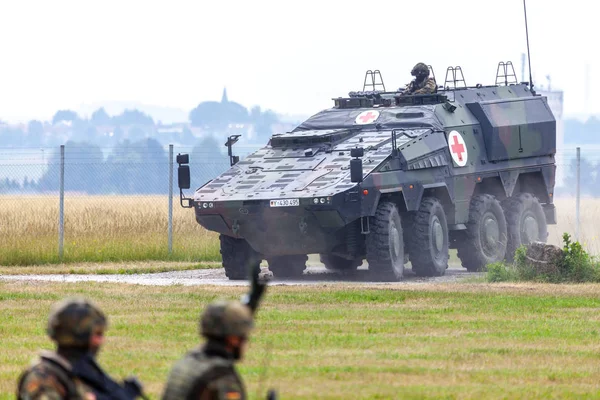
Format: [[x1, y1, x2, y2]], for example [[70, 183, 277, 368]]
[[269, 198, 300, 207]]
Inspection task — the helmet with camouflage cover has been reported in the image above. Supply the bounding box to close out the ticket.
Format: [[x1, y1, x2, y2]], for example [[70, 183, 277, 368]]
[[46, 297, 107, 348], [411, 62, 430, 77], [199, 299, 253, 339]]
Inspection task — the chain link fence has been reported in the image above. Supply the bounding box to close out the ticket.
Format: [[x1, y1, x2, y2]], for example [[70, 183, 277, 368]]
[[0, 144, 598, 264], [0, 143, 261, 265]]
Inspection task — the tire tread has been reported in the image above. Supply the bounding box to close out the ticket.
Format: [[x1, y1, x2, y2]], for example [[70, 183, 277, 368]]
[[408, 197, 449, 277]]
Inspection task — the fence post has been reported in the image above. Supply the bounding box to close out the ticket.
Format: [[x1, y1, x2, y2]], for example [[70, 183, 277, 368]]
[[58, 145, 65, 260], [575, 146, 580, 242], [168, 144, 174, 255]]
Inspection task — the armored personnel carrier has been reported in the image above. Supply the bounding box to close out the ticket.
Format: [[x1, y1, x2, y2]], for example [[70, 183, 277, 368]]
[[177, 63, 557, 281]]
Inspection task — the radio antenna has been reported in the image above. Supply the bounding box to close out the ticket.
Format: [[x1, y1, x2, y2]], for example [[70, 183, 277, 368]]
[[523, 0, 535, 94]]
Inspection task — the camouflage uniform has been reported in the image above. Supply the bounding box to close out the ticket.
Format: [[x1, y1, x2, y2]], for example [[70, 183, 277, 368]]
[[402, 62, 437, 95], [17, 351, 95, 400], [161, 300, 254, 400], [17, 297, 144, 400]]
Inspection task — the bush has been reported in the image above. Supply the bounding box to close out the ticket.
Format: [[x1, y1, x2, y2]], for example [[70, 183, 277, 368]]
[[486, 233, 600, 283], [487, 262, 517, 282]]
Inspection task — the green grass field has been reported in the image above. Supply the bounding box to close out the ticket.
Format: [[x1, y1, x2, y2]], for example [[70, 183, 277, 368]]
[[0, 261, 220, 275], [2, 282, 600, 399]]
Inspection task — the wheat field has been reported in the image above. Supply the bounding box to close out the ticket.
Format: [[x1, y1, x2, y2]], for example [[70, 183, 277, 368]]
[[0, 195, 598, 266], [0, 195, 220, 265]]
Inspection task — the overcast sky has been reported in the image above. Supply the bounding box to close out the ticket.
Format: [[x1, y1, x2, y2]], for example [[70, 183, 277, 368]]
[[0, 0, 595, 122]]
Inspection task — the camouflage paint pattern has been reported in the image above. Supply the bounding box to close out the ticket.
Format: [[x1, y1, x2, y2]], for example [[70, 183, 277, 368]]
[[162, 345, 245, 400], [46, 297, 107, 348], [402, 77, 438, 95], [17, 351, 95, 400], [188, 79, 556, 257], [199, 300, 254, 339]]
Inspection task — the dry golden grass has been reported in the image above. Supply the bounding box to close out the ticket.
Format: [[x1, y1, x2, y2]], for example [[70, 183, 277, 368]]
[[0, 195, 598, 267], [0, 195, 220, 265], [548, 197, 600, 254]]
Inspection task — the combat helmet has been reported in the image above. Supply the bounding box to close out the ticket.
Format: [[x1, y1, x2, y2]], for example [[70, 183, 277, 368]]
[[46, 297, 107, 348], [199, 299, 253, 339], [411, 62, 430, 77]]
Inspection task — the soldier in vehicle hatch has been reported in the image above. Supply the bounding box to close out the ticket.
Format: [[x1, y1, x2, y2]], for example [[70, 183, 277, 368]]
[[401, 62, 437, 95], [161, 264, 276, 400], [17, 297, 146, 400]]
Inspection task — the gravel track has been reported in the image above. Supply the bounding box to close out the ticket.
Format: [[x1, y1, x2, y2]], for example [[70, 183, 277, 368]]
[[0, 264, 479, 286]]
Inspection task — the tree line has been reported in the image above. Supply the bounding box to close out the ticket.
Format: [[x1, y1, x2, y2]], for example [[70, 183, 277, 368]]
[[558, 155, 600, 197], [0, 90, 282, 149], [0, 137, 231, 195]]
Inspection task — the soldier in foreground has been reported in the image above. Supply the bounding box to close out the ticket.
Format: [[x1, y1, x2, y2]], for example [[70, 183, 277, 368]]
[[401, 62, 437, 95], [162, 264, 275, 400], [17, 297, 146, 400]]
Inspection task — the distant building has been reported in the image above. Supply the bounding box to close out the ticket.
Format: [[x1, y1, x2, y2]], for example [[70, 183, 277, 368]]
[[156, 123, 187, 135]]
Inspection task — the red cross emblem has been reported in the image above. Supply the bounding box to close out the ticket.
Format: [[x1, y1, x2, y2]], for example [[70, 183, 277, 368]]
[[448, 130, 468, 167], [355, 110, 380, 125]]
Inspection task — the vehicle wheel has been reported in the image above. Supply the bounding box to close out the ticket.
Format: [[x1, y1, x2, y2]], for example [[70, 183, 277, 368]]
[[320, 254, 362, 271], [267, 255, 307, 278], [408, 197, 449, 277], [220, 234, 261, 280], [366, 201, 405, 281], [501, 193, 548, 262], [456, 194, 508, 272]]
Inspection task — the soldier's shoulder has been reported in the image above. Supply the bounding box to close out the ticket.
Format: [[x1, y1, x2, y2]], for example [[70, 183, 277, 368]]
[[206, 373, 244, 400], [18, 353, 94, 400], [163, 351, 242, 400], [18, 361, 68, 400], [166, 349, 235, 385]]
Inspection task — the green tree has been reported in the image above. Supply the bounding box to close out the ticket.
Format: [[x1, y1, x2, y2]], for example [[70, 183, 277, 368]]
[[189, 101, 249, 129], [104, 138, 168, 194], [37, 141, 105, 194], [190, 136, 230, 188], [27, 120, 45, 145], [112, 109, 154, 126], [52, 110, 78, 125], [563, 156, 597, 196], [91, 107, 111, 125]]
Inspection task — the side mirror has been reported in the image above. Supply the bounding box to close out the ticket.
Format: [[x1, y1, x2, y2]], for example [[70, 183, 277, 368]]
[[225, 135, 242, 166], [176, 152, 193, 208], [350, 159, 363, 183], [350, 147, 364, 158], [178, 165, 190, 190], [176, 153, 189, 164]]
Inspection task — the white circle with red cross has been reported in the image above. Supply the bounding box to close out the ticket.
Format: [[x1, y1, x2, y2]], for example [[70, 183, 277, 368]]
[[448, 130, 468, 167], [354, 110, 380, 125]]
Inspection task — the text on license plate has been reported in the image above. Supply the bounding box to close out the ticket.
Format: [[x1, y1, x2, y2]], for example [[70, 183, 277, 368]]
[[269, 199, 300, 207]]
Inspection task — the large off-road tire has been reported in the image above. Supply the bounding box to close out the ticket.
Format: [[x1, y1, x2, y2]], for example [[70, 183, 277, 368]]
[[407, 197, 449, 277], [456, 194, 508, 272], [366, 202, 405, 281], [319, 254, 362, 272], [219, 234, 261, 280], [267, 255, 307, 278], [501, 193, 548, 262]]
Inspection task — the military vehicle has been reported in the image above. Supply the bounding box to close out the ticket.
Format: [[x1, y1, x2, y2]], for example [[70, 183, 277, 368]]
[[176, 61, 557, 281]]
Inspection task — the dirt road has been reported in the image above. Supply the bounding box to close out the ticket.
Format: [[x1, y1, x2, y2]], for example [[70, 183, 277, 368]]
[[0, 264, 480, 286]]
